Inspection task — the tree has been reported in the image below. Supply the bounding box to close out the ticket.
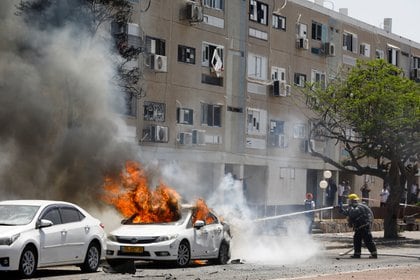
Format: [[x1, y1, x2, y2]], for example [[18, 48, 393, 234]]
[[304, 59, 420, 239]]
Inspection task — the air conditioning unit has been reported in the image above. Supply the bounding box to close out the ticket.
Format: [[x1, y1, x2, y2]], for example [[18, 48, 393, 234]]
[[296, 38, 309, 50], [285, 84, 292, 96], [150, 54, 168, 72], [324, 42, 336, 56], [178, 132, 192, 145], [192, 129, 205, 145], [186, 1, 203, 23]]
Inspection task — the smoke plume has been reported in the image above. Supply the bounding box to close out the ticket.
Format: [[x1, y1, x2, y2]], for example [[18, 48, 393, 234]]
[[0, 0, 135, 206]]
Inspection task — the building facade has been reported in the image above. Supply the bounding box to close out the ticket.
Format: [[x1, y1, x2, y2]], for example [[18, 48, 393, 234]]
[[117, 0, 420, 211]]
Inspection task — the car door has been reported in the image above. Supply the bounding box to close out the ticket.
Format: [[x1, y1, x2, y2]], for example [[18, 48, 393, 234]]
[[192, 213, 223, 258], [38, 207, 67, 264], [58, 206, 88, 262]]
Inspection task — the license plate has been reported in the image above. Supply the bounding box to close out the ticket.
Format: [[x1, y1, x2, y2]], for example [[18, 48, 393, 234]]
[[121, 246, 144, 253]]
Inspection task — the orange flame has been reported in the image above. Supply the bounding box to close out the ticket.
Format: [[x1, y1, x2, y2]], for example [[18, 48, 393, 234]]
[[193, 198, 215, 225], [102, 161, 181, 223]]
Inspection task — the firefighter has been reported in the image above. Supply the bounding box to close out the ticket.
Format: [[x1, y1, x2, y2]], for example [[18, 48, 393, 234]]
[[339, 193, 378, 259]]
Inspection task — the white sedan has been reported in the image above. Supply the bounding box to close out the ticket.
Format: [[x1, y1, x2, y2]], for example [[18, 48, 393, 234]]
[[0, 200, 106, 278], [106, 205, 231, 268]]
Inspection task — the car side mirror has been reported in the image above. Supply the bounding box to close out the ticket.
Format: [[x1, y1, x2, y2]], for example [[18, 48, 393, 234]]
[[36, 219, 53, 229], [194, 220, 205, 229]]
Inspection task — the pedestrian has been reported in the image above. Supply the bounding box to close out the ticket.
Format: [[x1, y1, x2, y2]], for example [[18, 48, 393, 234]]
[[360, 182, 371, 205], [304, 193, 316, 234], [380, 186, 389, 207], [339, 193, 378, 259], [326, 178, 337, 206], [338, 181, 345, 207], [409, 183, 419, 204]]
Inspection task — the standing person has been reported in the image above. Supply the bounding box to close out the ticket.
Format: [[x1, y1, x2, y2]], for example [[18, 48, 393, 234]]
[[380, 186, 390, 207], [339, 193, 378, 259], [337, 181, 345, 207], [304, 193, 316, 234], [326, 178, 337, 206], [360, 182, 371, 205], [409, 183, 419, 204]]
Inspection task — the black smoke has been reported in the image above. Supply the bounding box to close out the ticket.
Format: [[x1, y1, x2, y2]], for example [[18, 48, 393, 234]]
[[0, 0, 136, 206]]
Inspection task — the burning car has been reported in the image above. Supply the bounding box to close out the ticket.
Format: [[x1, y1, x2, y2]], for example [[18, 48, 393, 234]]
[[0, 200, 106, 278], [105, 204, 232, 268]]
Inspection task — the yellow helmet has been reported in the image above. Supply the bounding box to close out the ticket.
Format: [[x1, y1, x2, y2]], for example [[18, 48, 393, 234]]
[[348, 193, 360, 200]]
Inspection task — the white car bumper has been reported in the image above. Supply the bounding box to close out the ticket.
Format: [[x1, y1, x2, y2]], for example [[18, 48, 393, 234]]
[[105, 239, 181, 261], [0, 244, 22, 271]]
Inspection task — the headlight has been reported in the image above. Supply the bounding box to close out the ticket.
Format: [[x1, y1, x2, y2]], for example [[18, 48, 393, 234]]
[[0, 233, 20, 246], [107, 234, 118, 242], [155, 234, 178, 242]]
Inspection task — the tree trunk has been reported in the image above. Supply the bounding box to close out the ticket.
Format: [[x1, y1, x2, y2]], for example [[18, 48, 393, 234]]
[[383, 160, 403, 239]]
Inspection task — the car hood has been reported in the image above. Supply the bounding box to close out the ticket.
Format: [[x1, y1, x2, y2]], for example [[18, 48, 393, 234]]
[[0, 225, 30, 237], [110, 224, 184, 237]]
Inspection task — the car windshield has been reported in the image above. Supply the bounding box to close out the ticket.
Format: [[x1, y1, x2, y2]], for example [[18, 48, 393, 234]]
[[122, 208, 191, 225], [0, 205, 40, 226]]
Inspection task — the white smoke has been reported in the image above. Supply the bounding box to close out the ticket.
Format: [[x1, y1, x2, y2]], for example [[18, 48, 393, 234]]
[[207, 173, 323, 265]]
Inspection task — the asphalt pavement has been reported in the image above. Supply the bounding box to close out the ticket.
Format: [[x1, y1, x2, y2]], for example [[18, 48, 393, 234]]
[[313, 230, 420, 250]]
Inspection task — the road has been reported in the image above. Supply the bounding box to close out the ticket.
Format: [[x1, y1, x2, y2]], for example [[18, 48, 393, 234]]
[[2, 242, 419, 280]]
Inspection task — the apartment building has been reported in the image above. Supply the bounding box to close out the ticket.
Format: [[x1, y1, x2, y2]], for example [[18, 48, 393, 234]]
[[116, 0, 420, 211]]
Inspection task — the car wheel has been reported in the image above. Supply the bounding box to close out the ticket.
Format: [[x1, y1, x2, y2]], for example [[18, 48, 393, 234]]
[[176, 241, 190, 267], [19, 246, 37, 278], [80, 242, 100, 273], [216, 242, 230, 265]]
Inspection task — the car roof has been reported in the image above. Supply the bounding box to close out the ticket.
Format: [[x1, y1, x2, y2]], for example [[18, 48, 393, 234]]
[[0, 200, 76, 207]]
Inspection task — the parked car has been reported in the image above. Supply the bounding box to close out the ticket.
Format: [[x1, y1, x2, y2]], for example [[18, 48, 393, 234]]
[[0, 200, 106, 278], [106, 204, 231, 268]]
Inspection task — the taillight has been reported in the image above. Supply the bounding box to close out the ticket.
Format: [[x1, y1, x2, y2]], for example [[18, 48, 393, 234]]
[[100, 222, 105, 229]]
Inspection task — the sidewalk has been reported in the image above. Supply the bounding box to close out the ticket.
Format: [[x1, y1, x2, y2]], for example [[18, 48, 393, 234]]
[[313, 230, 420, 250]]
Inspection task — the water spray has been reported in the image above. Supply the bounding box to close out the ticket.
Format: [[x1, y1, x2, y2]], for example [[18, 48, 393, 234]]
[[252, 206, 335, 222]]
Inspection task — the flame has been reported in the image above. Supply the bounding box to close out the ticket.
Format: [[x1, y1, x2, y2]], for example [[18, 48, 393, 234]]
[[193, 198, 215, 225], [102, 161, 181, 223], [102, 161, 217, 226]]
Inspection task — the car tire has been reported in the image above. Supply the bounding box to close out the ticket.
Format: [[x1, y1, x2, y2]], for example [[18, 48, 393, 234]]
[[176, 240, 190, 267], [19, 246, 37, 278], [215, 242, 230, 265], [80, 242, 100, 273]]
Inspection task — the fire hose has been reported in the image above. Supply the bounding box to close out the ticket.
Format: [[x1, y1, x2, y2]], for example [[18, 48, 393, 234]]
[[252, 206, 335, 222]]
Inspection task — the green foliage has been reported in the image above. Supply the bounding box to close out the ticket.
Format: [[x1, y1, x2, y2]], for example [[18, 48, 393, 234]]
[[306, 59, 420, 176]]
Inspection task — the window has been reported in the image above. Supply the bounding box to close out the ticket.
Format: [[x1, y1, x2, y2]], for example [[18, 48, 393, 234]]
[[311, 21, 324, 41], [359, 43, 371, 57], [272, 14, 286, 30], [311, 69, 326, 89], [269, 120, 287, 148], [387, 47, 399, 66], [42, 208, 61, 225], [60, 207, 84, 223], [249, 0, 268, 25], [201, 103, 222, 127], [247, 53, 268, 80], [271, 67, 286, 82], [203, 0, 224, 10], [413, 56, 420, 69], [143, 101, 165, 122], [177, 108, 194, 125], [145, 36, 165, 55], [343, 31, 358, 53], [293, 124, 306, 139], [247, 108, 267, 134], [376, 49, 385, 59], [178, 45, 195, 64], [294, 73, 306, 87], [202, 42, 224, 71]]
